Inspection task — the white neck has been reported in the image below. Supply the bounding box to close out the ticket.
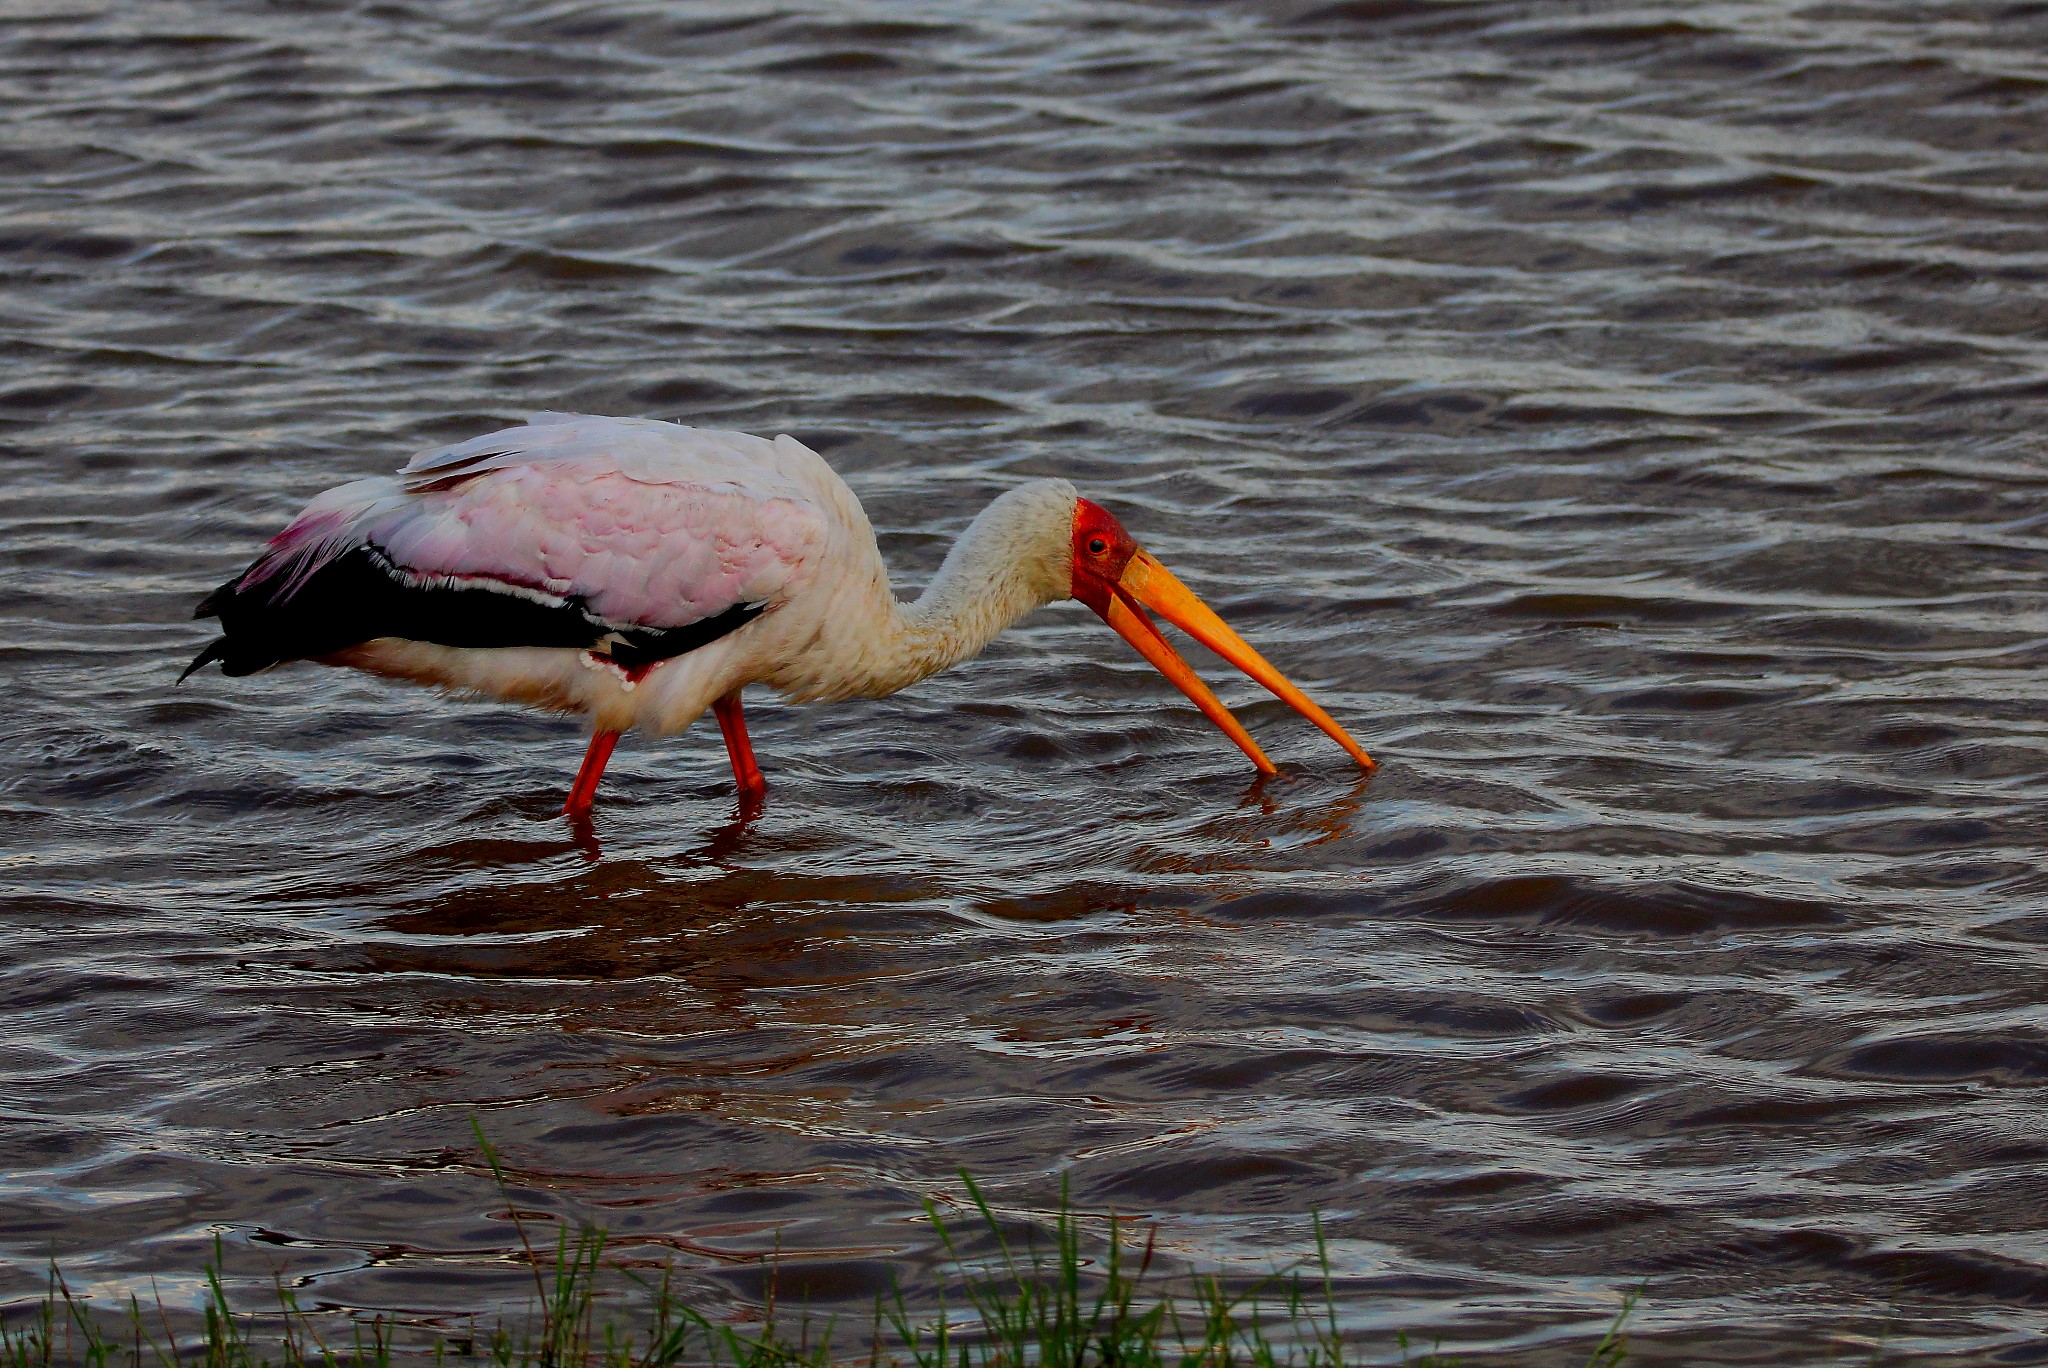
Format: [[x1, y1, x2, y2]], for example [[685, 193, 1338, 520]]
[[824, 479, 1079, 700]]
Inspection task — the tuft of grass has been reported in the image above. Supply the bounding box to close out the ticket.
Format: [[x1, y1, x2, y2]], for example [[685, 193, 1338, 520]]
[[0, 1127, 1638, 1368]]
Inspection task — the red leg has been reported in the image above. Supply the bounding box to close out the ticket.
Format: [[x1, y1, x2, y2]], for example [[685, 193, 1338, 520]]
[[712, 692, 766, 802], [563, 729, 621, 816]]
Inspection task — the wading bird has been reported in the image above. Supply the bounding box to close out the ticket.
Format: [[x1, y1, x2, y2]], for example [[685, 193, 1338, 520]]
[[183, 414, 1374, 814]]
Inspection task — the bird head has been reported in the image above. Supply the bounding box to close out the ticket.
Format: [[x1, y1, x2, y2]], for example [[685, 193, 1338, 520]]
[[1067, 498, 1376, 777]]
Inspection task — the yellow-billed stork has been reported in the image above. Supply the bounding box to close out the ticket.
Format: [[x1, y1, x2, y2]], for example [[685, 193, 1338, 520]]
[[183, 414, 1375, 814]]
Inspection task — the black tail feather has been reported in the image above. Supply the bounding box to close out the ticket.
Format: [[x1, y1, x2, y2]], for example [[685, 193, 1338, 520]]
[[178, 637, 229, 683]]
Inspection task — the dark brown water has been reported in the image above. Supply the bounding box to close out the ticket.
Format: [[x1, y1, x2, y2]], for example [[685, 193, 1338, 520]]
[[5, 2, 2048, 1362]]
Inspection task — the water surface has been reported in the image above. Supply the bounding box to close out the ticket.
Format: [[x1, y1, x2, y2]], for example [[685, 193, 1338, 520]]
[[4, 2, 2048, 1362]]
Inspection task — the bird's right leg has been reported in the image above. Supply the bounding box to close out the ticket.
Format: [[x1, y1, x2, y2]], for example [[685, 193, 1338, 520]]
[[564, 729, 621, 816], [712, 691, 766, 802]]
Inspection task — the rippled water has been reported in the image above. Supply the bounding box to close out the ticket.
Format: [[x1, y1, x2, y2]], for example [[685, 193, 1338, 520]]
[[5, 1, 2048, 1361]]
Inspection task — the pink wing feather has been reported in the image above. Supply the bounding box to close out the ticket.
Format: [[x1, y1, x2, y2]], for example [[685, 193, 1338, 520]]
[[240, 415, 827, 630]]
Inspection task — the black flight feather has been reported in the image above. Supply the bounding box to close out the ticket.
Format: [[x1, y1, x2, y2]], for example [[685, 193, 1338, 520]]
[[180, 543, 765, 681]]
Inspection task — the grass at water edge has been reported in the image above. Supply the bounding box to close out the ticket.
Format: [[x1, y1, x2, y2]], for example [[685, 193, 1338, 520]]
[[1, 1124, 1636, 1368]]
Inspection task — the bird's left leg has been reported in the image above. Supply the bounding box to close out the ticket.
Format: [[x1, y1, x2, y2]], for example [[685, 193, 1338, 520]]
[[712, 691, 766, 802], [564, 729, 621, 816]]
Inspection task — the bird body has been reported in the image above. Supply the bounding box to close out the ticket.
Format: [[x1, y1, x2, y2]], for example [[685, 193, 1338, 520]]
[[187, 413, 1373, 813]]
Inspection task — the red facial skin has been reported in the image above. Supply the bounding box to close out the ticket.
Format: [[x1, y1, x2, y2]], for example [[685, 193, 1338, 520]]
[[1066, 494, 1379, 776], [1070, 498, 1139, 614]]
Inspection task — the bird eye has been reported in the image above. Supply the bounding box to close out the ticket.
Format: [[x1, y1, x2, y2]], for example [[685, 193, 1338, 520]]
[[1087, 537, 1108, 555]]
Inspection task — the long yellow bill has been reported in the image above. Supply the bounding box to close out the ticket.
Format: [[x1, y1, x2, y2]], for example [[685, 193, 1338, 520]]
[[1105, 550, 1376, 775]]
